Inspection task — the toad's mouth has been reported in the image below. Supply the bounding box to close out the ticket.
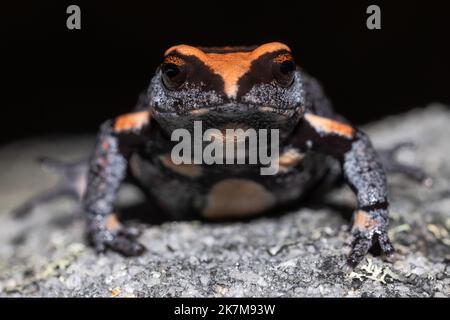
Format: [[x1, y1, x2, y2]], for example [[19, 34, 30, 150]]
[[154, 103, 300, 118], [151, 103, 303, 140], [196, 104, 299, 118]]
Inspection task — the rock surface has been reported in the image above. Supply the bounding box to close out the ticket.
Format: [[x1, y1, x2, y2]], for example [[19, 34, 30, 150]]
[[0, 104, 449, 297]]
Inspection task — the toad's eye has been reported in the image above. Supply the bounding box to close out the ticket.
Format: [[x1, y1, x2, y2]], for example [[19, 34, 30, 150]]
[[272, 58, 295, 87], [161, 62, 186, 90]]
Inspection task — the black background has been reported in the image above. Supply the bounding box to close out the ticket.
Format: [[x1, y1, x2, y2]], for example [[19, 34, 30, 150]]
[[2, 1, 449, 144]]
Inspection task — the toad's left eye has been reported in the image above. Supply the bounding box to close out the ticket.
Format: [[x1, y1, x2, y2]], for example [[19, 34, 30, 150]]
[[273, 59, 295, 87], [161, 62, 187, 90]]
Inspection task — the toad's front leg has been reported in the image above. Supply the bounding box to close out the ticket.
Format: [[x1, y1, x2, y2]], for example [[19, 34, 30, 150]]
[[290, 113, 394, 267], [83, 111, 151, 256]]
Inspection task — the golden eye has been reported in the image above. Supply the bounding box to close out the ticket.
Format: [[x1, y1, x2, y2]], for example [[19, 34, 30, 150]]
[[273, 58, 295, 87], [161, 62, 186, 90]]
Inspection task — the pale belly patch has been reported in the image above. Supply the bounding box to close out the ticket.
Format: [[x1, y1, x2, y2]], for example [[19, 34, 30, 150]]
[[201, 178, 275, 219]]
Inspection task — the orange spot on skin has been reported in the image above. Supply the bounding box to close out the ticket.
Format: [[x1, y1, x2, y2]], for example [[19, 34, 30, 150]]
[[105, 214, 121, 231], [278, 148, 304, 172], [304, 113, 355, 139], [102, 141, 110, 150], [114, 111, 150, 132], [352, 210, 379, 231], [164, 42, 291, 98]]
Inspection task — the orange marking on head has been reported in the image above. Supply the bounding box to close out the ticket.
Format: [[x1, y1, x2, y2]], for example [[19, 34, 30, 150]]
[[304, 113, 354, 138], [164, 56, 185, 66], [273, 53, 293, 63], [114, 111, 150, 132], [165, 45, 206, 58], [165, 42, 291, 98]]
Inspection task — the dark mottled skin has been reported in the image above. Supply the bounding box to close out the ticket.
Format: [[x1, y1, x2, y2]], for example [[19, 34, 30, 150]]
[[16, 43, 428, 266]]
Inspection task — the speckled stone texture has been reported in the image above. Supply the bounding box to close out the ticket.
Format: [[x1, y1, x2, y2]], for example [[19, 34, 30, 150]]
[[0, 104, 449, 297]]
